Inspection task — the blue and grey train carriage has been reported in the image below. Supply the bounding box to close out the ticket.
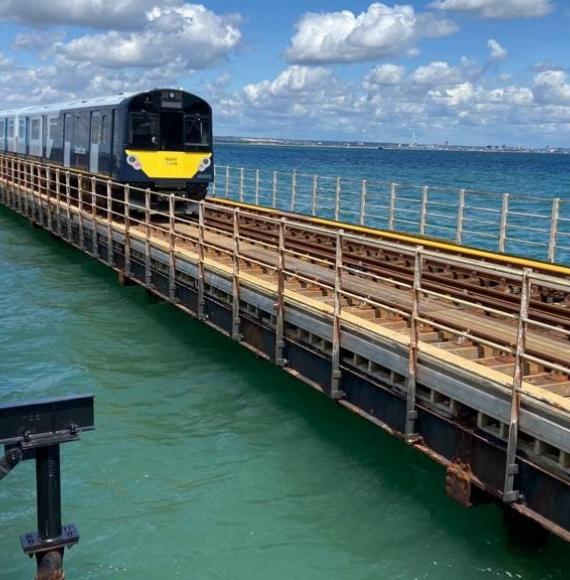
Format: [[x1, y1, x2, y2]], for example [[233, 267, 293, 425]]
[[0, 88, 213, 200]]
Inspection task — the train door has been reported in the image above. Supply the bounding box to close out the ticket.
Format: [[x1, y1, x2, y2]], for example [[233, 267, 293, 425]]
[[63, 113, 71, 167], [72, 110, 89, 170], [42, 115, 47, 158], [89, 111, 100, 174]]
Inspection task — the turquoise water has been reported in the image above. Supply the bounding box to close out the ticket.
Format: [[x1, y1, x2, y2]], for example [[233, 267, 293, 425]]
[[1, 147, 570, 578]]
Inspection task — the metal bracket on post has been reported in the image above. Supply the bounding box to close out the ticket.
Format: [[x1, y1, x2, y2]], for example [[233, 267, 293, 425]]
[[503, 268, 532, 503], [405, 249, 423, 442], [197, 201, 206, 319], [330, 230, 344, 400], [232, 208, 241, 341], [168, 195, 177, 303], [274, 218, 286, 367], [0, 394, 95, 578]]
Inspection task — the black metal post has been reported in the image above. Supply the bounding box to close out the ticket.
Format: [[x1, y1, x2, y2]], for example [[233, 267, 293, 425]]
[[36, 445, 62, 542]]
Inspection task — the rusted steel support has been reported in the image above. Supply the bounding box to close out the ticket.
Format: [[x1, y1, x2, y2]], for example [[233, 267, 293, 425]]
[[91, 177, 97, 257], [232, 208, 241, 340], [36, 550, 64, 580], [275, 218, 286, 366], [46, 167, 53, 232], [405, 249, 423, 441], [503, 268, 532, 503], [331, 230, 344, 399], [55, 169, 62, 237], [197, 201, 206, 318], [78, 175, 84, 250]]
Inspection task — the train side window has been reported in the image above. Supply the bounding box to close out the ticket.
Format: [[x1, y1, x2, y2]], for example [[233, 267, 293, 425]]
[[18, 118, 25, 139], [8, 119, 14, 138], [31, 119, 40, 140], [128, 112, 159, 149], [100, 114, 106, 144], [0, 119, 4, 138]]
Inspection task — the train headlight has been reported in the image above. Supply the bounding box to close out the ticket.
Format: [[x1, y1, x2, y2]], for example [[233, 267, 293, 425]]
[[168, 91, 175, 99], [198, 157, 211, 172]]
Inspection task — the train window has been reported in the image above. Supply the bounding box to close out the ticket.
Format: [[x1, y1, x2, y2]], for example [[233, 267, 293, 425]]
[[101, 114, 106, 143], [8, 119, 14, 138], [128, 112, 159, 149], [18, 118, 25, 138], [31, 119, 40, 140], [0, 119, 4, 137], [184, 115, 210, 146]]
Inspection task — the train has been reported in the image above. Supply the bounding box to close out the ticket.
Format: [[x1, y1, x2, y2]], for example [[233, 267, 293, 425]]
[[0, 88, 214, 200]]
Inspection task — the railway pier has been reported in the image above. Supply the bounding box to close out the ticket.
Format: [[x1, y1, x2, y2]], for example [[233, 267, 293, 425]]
[[1, 154, 570, 543]]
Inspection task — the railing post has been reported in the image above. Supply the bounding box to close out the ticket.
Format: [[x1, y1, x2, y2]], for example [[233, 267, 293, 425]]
[[124, 185, 131, 276], [225, 166, 230, 198], [331, 230, 344, 399], [359, 179, 367, 225], [275, 218, 286, 366], [548, 198, 560, 263], [405, 248, 423, 441], [91, 177, 97, 257], [290, 169, 297, 212], [168, 194, 177, 302], [456, 188, 465, 244], [254, 169, 260, 205], [78, 175, 84, 250], [419, 186, 428, 235], [388, 183, 397, 230], [499, 192, 509, 253], [197, 201, 206, 319], [144, 188, 152, 286], [239, 167, 244, 202], [46, 167, 53, 232], [272, 171, 278, 208], [106, 181, 113, 265], [503, 268, 531, 503], [311, 175, 318, 216], [232, 208, 241, 340], [334, 177, 341, 221], [65, 172, 72, 242], [54, 168, 62, 236]]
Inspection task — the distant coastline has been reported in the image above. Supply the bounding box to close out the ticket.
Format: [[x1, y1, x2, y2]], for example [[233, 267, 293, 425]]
[[215, 136, 570, 155]]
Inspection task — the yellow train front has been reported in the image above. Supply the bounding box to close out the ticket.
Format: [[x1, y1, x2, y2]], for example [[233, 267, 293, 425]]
[[0, 88, 214, 201], [121, 89, 213, 200]]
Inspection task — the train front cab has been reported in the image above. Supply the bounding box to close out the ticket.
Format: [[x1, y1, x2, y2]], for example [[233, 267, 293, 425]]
[[122, 90, 213, 201]]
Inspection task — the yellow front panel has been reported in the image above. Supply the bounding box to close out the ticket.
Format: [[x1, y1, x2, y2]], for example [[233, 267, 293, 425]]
[[125, 150, 212, 179]]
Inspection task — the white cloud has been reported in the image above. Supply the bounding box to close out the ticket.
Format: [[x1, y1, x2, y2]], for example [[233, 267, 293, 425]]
[[430, 0, 553, 20], [487, 39, 508, 60], [364, 64, 406, 87], [533, 70, 570, 104], [286, 3, 457, 64], [0, 0, 173, 29], [410, 61, 466, 85], [58, 4, 242, 70]]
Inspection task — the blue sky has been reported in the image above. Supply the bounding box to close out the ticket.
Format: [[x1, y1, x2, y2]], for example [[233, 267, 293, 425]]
[[0, 0, 568, 146]]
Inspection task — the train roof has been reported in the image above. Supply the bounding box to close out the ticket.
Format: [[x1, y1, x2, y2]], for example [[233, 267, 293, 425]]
[[0, 88, 206, 118]]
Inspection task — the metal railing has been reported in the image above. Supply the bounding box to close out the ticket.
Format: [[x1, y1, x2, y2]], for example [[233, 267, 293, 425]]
[[1, 154, 570, 504], [213, 165, 570, 265]]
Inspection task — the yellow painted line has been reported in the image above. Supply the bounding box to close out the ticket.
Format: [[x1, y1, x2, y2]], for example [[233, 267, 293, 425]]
[[212, 197, 570, 277]]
